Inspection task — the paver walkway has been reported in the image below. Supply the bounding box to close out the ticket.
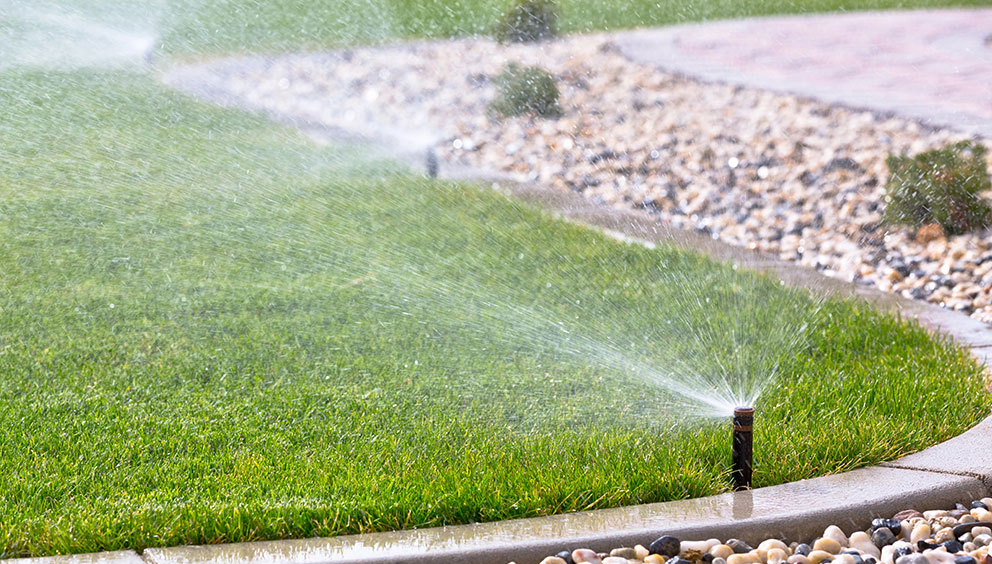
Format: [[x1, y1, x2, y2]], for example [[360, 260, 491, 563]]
[[617, 9, 992, 137]]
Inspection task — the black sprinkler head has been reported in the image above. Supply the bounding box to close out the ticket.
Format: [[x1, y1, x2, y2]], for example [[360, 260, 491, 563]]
[[732, 406, 754, 490]]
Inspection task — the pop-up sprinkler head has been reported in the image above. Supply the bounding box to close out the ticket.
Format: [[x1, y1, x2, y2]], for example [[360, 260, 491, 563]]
[[732, 406, 754, 491]]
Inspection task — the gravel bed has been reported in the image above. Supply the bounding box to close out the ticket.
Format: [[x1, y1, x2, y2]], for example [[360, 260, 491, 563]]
[[525, 499, 992, 564], [165, 35, 992, 322]]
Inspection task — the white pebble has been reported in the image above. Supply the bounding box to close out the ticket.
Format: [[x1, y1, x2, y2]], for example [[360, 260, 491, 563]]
[[849, 531, 881, 558], [572, 548, 602, 564], [824, 525, 849, 547], [759, 540, 790, 553], [683, 539, 721, 553], [911, 523, 932, 544]]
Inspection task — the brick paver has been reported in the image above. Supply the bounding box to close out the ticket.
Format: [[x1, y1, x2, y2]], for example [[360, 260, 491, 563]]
[[617, 9, 992, 137]]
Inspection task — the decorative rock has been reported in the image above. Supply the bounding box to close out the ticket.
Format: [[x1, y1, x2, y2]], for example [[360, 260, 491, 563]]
[[834, 555, 856, 564], [809, 550, 836, 564], [713, 558, 727, 564], [851, 531, 882, 558], [761, 540, 791, 553], [645, 556, 666, 564], [712, 545, 735, 559], [956, 557, 978, 564], [925, 552, 957, 564], [796, 545, 813, 556], [636, 546, 650, 560], [912, 524, 933, 544], [728, 540, 755, 554], [942, 540, 965, 554], [895, 511, 925, 522], [557, 550, 576, 564], [973, 535, 992, 547], [892, 545, 915, 561], [815, 538, 844, 555], [602, 558, 630, 564], [825, 527, 849, 547], [937, 529, 957, 543], [727, 553, 762, 564], [650, 536, 682, 557], [874, 529, 898, 548], [895, 555, 930, 564], [542, 558, 568, 564], [768, 548, 790, 564], [953, 524, 992, 539], [573, 549, 602, 564], [683, 539, 721, 554], [874, 520, 904, 536], [789, 556, 812, 564], [611, 548, 637, 559]]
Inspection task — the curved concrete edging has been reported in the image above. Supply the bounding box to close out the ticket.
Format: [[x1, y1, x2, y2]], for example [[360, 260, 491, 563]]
[[14, 13, 992, 564]]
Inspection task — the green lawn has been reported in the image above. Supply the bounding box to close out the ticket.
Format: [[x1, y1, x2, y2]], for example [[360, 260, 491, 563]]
[[0, 0, 989, 557]]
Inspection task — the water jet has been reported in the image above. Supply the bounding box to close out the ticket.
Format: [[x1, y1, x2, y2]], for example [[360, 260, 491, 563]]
[[732, 406, 754, 490]]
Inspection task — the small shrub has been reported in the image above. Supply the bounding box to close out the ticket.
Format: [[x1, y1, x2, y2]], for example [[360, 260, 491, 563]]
[[488, 62, 562, 118], [494, 0, 558, 43], [884, 140, 992, 235]]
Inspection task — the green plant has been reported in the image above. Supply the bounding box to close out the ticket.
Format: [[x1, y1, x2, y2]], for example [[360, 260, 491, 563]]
[[489, 62, 562, 118], [885, 140, 992, 235], [494, 0, 558, 43]]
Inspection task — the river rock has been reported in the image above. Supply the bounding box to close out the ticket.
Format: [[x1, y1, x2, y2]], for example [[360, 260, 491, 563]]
[[728, 540, 754, 554], [875, 528, 898, 548], [814, 538, 843, 554], [851, 531, 882, 558], [912, 524, 932, 544], [896, 555, 930, 564], [650, 536, 681, 557], [573, 548, 602, 564], [809, 550, 836, 564], [610, 548, 637, 559], [542, 558, 568, 564], [712, 545, 735, 559], [824, 526, 849, 547]]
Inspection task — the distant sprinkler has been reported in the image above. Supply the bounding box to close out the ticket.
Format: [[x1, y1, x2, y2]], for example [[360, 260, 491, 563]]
[[732, 406, 754, 491], [425, 147, 439, 178]]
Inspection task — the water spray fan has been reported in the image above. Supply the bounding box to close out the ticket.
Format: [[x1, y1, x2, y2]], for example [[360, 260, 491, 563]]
[[732, 406, 753, 490]]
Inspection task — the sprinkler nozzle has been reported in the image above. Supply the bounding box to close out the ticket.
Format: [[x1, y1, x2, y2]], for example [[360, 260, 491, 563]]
[[732, 406, 754, 491]]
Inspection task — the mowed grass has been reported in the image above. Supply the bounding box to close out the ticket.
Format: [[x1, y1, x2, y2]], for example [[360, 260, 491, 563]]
[[0, 66, 988, 557], [0, 0, 990, 557]]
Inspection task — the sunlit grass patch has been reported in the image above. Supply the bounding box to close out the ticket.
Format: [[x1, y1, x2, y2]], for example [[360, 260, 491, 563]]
[[0, 68, 988, 557]]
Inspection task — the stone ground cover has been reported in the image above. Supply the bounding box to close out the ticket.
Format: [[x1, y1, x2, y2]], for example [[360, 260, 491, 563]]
[[0, 0, 989, 557]]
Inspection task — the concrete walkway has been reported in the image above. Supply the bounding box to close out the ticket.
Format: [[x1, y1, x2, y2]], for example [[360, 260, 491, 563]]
[[13, 8, 992, 564], [617, 9, 992, 138]]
